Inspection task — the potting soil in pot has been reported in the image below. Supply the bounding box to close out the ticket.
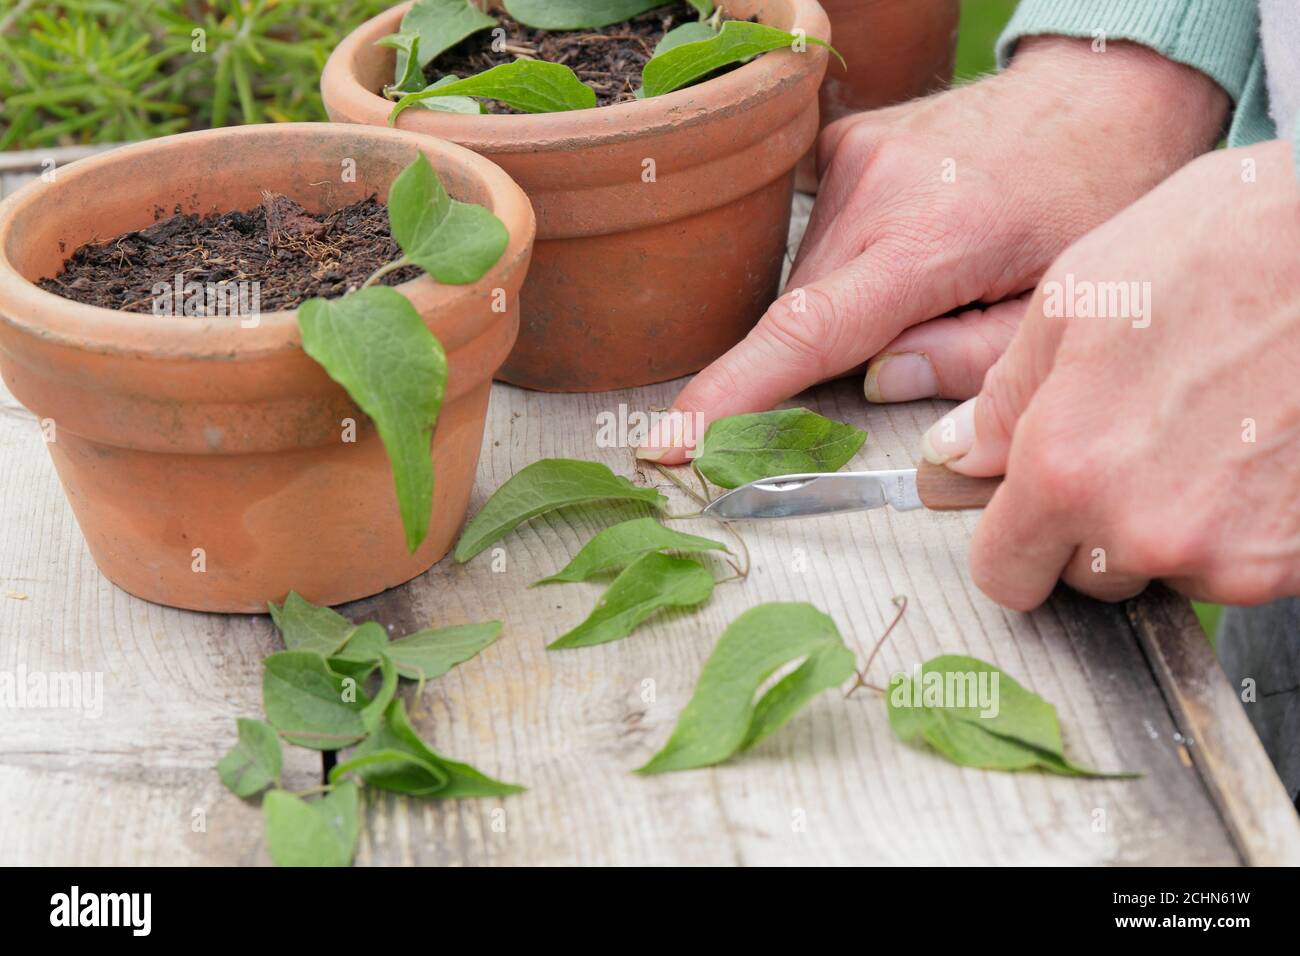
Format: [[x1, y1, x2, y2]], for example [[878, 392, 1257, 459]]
[[428, 3, 742, 111], [38, 194, 421, 315]]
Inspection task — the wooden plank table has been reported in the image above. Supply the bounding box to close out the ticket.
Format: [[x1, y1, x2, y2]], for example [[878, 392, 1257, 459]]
[[2, 148, 1298, 866]]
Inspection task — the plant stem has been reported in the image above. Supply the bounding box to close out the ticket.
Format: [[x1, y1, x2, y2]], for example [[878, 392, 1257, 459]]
[[846, 594, 908, 699], [292, 783, 335, 799], [277, 728, 366, 745], [691, 460, 712, 502], [0, 0, 34, 35], [721, 521, 751, 578], [653, 462, 709, 508], [362, 255, 412, 289]]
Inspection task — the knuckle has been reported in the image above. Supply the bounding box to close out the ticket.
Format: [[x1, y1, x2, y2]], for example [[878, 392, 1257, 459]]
[[819, 120, 880, 178], [756, 293, 837, 375], [837, 119, 878, 156], [686, 354, 749, 411], [1204, 562, 1293, 606], [1014, 433, 1096, 509], [977, 362, 1030, 445], [1120, 525, 1207, 578], [954, 310, 1016, 381], [1063, 565, 1142, 604], [820, 115, 860, 154], [865, 134, 932, 181], [1005, 391, 1111, 510], [968, 532, 1039, 612]]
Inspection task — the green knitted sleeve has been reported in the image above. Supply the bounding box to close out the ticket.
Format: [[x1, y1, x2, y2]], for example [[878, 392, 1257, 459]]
[[996, 0, 1260, 104]]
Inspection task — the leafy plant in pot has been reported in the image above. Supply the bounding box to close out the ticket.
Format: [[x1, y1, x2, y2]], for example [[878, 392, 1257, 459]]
[[0, 124, 535, 613], [322, 0, 834, 392]]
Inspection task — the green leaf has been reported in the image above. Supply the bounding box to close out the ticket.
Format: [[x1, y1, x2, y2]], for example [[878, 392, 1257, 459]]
[[643, 20, 841, 98], [217, 718, 282, 798], [334, 702, 449, 797], [266, 591, 383, 679], [742, 642, 857, 751], [548, 553, 714, 650], [299, 286, 447, 553], [386, 621, 502, 681], [328, 749, 443, 791], [898, 709, 1057, 772], [387, 151, 508, 284], [267, 591, 355, 656], [455, 459, 667, 562], [266, 592, 500, 686], [334, 622, 389, 662], [503, 0, 662, 30], [694, 408, 866, 489], [361, 655, 400, 735], [327, 621, 389, 682], [351, 699, 525, 798], [654, 21, 718, 58], [886, 656, 1137, 778], [263, 783, 360, 868], [638, 603, 855, 774], [404, 75, 484, 114], [686, 0, 715, 17], [262, 651, 369, 751], [399, 0, 497, 67], [535, 517, 727, 585], [378, 32, 425, 95], [390, 60, 596, 121]]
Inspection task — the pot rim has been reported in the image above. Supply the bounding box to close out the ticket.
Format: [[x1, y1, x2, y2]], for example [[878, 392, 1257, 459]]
[[322, 0, 833, 150], [0, 123, 535, 360]]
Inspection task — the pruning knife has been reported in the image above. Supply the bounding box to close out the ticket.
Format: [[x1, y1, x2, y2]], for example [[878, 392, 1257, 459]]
[[702, 462, 1003, 521]]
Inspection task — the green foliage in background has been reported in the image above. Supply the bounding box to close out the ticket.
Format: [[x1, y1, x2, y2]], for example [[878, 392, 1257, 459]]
[[954, 0, 1018, 81], [0, 0, 395, 150], [0, 0, 1017, 147]]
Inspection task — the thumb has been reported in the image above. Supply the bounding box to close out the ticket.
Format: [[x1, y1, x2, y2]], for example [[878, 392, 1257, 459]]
[[640, 253, 943, 465], [864, 297, 1028, 403], [919, 288, 1064, 478]]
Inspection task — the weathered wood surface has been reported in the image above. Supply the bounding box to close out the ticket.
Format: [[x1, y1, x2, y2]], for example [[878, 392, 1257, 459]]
[[1130, 590, 1300, 866], [0, 380, 319, 866], [1, 156, 1296, 866], [338, 378, 1284, 866]]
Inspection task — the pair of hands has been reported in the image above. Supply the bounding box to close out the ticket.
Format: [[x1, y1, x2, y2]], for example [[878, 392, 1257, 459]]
[[645, 38, 1300, 610]]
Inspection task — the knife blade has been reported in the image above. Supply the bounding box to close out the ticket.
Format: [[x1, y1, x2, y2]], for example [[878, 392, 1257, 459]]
[[701, 462, 1002, 521]]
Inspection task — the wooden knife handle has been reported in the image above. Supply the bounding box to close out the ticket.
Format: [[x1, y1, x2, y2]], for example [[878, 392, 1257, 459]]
[[916, 461, 1002, 511]]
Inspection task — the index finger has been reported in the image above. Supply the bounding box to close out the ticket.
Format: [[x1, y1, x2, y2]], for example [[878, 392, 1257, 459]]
[[639, 248, 956, 464]]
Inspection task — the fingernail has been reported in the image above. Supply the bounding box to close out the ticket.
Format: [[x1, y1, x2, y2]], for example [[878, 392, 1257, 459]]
[[864, 352, 938, 403], [634, 411, 682, 462], [921, 397, 977, 464]]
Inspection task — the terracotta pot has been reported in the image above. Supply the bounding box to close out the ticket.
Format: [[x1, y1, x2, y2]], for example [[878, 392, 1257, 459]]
[[795, 0, 960, 192], [0, 124, 534, 613], [322, 0, 830, 392]]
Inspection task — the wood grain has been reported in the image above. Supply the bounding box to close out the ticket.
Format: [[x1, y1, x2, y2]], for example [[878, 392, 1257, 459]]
[[916, 460, 1001, 510], [0, 384, 317, 865], [1129, 586, 1300, 865], [338, 380, 1248, 865]]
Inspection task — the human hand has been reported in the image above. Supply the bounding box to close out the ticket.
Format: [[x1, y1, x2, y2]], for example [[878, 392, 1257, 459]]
[[922, 140, 1300, 610], [641, 37, 1228, 462]]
